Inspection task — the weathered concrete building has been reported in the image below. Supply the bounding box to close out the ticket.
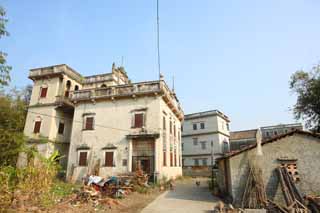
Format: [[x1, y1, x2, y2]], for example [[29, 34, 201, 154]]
[[181, 110, 230, 176], [23, 63, 184, 182], [216, 130, 320, 206]]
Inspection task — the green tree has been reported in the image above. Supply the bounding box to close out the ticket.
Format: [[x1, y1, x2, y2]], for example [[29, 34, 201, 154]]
[[0, 88, 28, 166], [0, 6, 11, 86], [290, 64, 320, 132]]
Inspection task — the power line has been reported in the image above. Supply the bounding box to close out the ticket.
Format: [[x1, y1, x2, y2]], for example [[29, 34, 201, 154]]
[[156, 0, 161, 79], [27, 110, 159, 133]]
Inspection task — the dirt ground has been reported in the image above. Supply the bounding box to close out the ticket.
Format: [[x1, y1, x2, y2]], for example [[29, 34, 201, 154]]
[[49, 187, 163, 213]]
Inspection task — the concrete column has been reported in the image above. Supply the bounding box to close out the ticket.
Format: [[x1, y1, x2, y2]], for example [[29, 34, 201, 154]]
[[128, 139, 132, 172]]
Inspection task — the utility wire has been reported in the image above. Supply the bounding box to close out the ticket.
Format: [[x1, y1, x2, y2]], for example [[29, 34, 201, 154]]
[[157, 0, 161, 79], [27, 110, 160, 133]]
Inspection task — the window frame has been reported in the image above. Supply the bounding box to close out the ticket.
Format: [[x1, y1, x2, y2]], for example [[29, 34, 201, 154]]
[[39, 87, 48, 98], [194, 159, 199, 166], [58, 121, 65, 135], [105, 151, 114, 167], [122, 159, 128, 167], [200, 141, 207, 150], [193, 138, 198, 146], [33, 120, 42, 134], [78, 151, 88, 166], [163, 151, 167, 166], [193, 123, 197, 130], [202, 158, 207, 166], [83, 116, 95, 131], [132, 112, 145, 128]]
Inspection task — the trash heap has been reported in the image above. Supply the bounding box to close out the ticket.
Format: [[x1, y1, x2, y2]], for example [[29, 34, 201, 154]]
[[66, 167, 150, 210]]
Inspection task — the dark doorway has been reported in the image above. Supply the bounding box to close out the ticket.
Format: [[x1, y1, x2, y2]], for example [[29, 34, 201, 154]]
[[132, 156, 154, 175], [132, 139, 155, 176]]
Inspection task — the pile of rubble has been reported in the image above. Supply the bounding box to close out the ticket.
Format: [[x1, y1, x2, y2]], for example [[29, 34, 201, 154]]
[[63, 167, 150, 210]]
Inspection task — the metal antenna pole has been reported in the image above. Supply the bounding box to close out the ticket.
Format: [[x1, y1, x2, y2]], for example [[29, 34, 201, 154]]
[[157, 0, 161, 79]]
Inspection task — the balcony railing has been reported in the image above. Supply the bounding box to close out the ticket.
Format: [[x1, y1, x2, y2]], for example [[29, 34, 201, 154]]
[[71, 81, 162, 100], [70, 81, 184, 119]]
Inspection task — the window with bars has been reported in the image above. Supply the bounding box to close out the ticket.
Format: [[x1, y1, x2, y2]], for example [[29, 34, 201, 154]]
[[105, 152, 114, 167], [40, 87, 48, 98], [133, 113, 144, 128], [84, 117, 94, 130], [33, 121, 41, 133], [79, 152, 87, 166], [58, 122, 65, 135]]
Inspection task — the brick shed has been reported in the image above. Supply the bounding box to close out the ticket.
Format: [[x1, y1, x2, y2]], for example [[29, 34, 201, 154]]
[[216, 130, 320, 207]]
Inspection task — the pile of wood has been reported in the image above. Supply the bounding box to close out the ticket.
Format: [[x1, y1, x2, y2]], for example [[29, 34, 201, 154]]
[[241, 164, 268, 209], [276, 166, 308, 213], [305, 195, 320, 213]]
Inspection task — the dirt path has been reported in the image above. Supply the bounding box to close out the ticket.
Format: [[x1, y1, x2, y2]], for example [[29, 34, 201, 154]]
[[141, 178, 220, 213]]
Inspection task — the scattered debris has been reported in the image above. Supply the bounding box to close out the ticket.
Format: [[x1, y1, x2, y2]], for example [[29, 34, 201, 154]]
[[59, 168, 151, 210]]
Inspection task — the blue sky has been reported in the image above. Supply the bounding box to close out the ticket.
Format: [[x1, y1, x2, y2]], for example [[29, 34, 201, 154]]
[[1, 1, 320, 130]]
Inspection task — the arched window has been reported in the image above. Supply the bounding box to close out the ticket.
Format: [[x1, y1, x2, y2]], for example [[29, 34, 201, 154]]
[[66, 80, 71, 88], [65, 80, 72, 97], [101, 84, 107, 88], [75, 85, 79, 91]]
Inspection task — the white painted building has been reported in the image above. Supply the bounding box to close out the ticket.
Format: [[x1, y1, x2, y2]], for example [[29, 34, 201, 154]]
[[181, 110, 230, 169], [23, 63, 184, 182]]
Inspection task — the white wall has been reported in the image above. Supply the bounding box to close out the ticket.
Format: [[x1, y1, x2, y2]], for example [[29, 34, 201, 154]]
[[182, 113, 230, 167], [67, 96, 182, 182]]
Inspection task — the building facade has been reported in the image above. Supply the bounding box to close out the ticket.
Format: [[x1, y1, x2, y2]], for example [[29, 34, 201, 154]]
[[181, 110, 230, 176], [23, 63, 184, 182], [229, 123, 303, 151]]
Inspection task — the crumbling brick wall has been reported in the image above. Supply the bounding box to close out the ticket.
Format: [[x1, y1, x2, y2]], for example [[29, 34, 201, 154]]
[[226, 134, 320, 207]]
